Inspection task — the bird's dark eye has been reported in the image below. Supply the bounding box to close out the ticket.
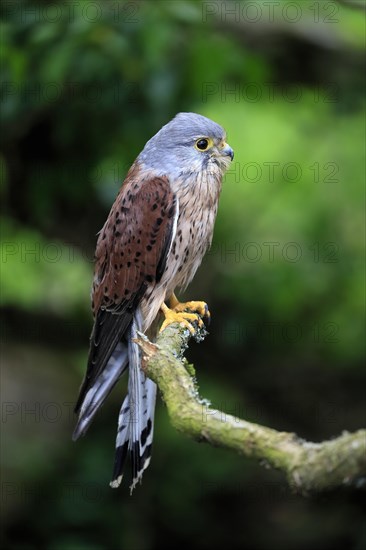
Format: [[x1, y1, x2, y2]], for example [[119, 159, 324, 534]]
[[195, 138, 210, 151]]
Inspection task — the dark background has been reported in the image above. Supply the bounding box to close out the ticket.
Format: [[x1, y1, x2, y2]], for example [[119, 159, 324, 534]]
[[1, 1, 365, 549]]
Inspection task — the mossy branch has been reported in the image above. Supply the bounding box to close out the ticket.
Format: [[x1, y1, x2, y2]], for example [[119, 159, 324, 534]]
[[135, 324, 366, 495]]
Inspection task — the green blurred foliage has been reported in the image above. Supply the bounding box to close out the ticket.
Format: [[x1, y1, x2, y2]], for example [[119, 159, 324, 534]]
[[1, 217, 90, 315], [1, 1, 365, 549], [208, 97, 365, 363]]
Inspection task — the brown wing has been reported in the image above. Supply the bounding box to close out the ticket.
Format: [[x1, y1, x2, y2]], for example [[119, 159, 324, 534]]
[[75, 164, 177, 412]]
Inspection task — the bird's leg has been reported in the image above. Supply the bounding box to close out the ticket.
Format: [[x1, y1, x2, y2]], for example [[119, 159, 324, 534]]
[[159, 294, 210, 334]]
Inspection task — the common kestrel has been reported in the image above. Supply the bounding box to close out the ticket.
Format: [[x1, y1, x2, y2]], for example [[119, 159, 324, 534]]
[[73, 112, 234, 492]]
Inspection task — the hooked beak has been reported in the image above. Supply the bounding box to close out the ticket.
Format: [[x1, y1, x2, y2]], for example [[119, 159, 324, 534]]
[[221, 142, 234, 161]]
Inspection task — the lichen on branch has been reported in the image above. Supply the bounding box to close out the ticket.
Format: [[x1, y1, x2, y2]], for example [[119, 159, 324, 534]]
[[135, 324, 366, 495]]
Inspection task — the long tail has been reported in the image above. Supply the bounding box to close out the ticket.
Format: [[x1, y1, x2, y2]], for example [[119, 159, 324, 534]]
[[110, 310, 157, 493], [72, 342, 129, 441]]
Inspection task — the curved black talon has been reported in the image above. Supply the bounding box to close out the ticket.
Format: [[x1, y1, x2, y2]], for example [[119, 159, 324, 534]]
[[202, 304, 211, 327]]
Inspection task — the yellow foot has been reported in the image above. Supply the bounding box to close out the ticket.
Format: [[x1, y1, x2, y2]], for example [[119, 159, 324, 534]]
[[170, 299, 210, 322], [160, 303, 203, 334], [159, 296, 210, 334]]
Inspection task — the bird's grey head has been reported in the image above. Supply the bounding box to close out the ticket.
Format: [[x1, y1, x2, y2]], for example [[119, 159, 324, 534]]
[[138, 112, 234, 179]]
